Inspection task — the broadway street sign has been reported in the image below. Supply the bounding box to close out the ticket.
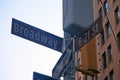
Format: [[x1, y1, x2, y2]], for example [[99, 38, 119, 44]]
[[11, 18, 63, 53], [33, 72, 57, 80]]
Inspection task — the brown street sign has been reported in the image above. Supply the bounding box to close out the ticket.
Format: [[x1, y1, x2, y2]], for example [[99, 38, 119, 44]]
[[75, 18, 103, 51]]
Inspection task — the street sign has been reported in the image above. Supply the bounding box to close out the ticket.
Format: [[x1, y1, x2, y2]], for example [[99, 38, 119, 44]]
[[52, 18, 102, 79], [11, 18, 63, 53], [33, 72, 57, 80], [75, 18, 102, 51], [52, 39, 73, 79]]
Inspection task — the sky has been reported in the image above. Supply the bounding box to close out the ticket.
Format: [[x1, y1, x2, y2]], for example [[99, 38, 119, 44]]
[[0, 0, 63, 80]]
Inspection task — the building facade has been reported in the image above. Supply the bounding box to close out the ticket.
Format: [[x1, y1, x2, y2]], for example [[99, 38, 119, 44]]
[[93, 0, 120, 80], [62, 0, 120, 80], [75, 0, 120, 80]]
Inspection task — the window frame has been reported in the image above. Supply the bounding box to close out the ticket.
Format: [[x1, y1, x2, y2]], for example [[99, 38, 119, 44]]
[[100, 31, 105, 45], [102, 52, 107, 69], [117, 32, 120, 49], [113, 0, 116, 3], [104, 0, 109, 14], [104, 76, 108, 80], [107, 45, 112, 64], [99, 7, 102, 18], [109, 70, 114, 80], [106, 21, 111, 38], [114, 7, 120, 24]]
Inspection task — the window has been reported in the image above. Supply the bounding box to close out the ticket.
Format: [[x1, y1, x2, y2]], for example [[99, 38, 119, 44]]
[[78, 77, 81, 80], [77, 58, 81, 67], [113, 0, 116, 3], [109, 70, 114, 80], [87, 75, 94, 80], [100, 31, 105, 45], [104, 76, 108, 80], [117, 32, 120, 49], [107, 45, 112, 64], [102, 52, 107, 69], [104, 0, 109, 14], [98, 0, 100, 3], [106, 22, 111, 38], [83, 75, 86, 80], [114, 7, 120, 24], [99, 7, 102, 18]]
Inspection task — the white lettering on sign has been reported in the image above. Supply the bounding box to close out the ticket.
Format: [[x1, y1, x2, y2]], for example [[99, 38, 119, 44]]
[[13, 23, 58, 49], [52, 48, 73, 79], [78, 24, 98, 46], [75, 18, 102, 50]]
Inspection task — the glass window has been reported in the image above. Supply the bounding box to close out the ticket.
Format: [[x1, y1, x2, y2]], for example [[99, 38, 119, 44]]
[[98, 0, 100, 2], [100, 31, 105, 45], [117, 32, 120, 49], [99, 7, 102, 18], [104, 76, 108, 80], [77, 58, 81, 67], [78, 77, 81, 80], [104, 0, 109, 14], [113, 0, 116, 3], [107, 45, 112, 64], [106, 22, 111, 38], [109, 70, 114, 80], [114, 7, 120, 24], [102, 52, 107, 69]]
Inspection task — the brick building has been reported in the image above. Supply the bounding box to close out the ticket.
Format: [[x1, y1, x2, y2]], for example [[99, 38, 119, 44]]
[[62, 0, 120, 80], [75, 0, 120, 80], [93, 0, 120, 80]]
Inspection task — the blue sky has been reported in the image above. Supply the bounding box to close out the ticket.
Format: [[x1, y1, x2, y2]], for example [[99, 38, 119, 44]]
[[0, 0, 63, 80]]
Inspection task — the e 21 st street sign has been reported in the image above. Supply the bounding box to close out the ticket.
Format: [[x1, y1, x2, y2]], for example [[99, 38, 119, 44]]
[[75, 18, 102, 50], [11, 18, 63, 53]]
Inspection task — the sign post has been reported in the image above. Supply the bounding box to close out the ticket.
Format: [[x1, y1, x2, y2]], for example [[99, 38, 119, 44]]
[[52, 18, 102, 80], [11, 17, 102, 80], [52, 39, 74, 79], [63, 59, 75, 80], [11, 18, 63, 53]]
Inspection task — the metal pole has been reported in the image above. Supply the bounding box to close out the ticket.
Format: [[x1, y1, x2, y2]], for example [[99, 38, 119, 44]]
[[63, 38, 76, 80]]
